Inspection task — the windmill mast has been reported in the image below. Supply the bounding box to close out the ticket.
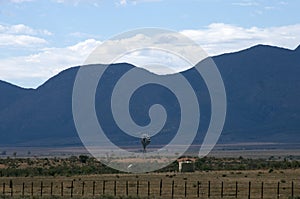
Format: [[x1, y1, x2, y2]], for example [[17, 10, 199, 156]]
[[141, 134, 151, 153]]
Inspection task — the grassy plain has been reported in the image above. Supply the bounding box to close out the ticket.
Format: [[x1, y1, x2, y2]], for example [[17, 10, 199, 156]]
[[0, 168, 299, 198], [0, 147, 299, 198]]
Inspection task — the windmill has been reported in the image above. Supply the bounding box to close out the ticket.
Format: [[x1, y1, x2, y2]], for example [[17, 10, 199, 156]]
[[141, 134, 151, 153]]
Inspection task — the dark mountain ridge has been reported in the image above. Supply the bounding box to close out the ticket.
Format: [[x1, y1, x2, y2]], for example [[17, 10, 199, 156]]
[[214, 45, 300, 143], [0, 44, 299, 147]]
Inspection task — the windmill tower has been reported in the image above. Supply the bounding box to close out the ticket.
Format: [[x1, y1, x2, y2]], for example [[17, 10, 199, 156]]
[[141, 134, 151, 153]]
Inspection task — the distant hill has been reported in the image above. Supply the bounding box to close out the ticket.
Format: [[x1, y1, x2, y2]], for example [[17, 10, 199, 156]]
[[0, 44, 299, 147], [214, 45, 300, 143], [0, 81, 33, 111]]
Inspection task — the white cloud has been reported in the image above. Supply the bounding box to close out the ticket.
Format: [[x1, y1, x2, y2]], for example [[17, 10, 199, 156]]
[[0, 24, 52, 47], [55, 0, 81, 5], [1, 23, 300, 88], [180, 23, 300, 55], [116, 0, 161, 6], [0, 39, 100, 88], [232, 0, 259, 7], [0, 24, 52, 35], [54, 0, 102, 6], [6, 0, 159, 6], [7, 0, 34, 3], [84, 31, 207, 75], [232, 0, 288, 16], [69, 31, 101, 40], [119, 0, 127, 6], [116, 49, 192, 74], [279, 1, 288, 5], [6, 0, 100, 6], [0, 34, 47, 47], [0, 30, 206, 88]]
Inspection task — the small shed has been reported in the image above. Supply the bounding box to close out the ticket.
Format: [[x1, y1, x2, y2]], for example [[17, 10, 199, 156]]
[[177, 157, 196, 172]]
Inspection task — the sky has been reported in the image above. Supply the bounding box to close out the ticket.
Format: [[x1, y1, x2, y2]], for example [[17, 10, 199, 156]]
[[1, 0, 300, 88]]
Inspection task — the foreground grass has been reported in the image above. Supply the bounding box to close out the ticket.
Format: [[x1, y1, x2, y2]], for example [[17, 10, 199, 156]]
[[0, 156, 299, 198], [0, 169, 299, 198]]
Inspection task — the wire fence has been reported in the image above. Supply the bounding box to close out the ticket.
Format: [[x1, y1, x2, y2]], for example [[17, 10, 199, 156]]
[[0, 178, 299, 198]]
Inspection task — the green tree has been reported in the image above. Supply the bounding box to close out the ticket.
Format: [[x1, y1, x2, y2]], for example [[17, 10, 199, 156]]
[[79, 155, 89, 163]]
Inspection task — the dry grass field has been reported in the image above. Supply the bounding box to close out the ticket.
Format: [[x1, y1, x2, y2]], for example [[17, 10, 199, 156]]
[[0, 149, 299, 198], [0, 168, 299, 199]]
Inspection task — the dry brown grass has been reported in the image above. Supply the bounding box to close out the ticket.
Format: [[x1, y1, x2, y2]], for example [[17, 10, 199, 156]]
[[0, 168, 299, 198]]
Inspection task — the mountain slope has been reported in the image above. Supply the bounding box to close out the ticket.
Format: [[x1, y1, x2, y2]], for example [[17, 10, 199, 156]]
[[214, 45, 300, 142], [0, 68, 80, 146], [0, 81, 33, 112], [0, 44, 299, 146]]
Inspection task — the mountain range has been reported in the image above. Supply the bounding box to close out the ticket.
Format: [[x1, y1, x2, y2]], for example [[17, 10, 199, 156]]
[[0, 44, 299, 147]]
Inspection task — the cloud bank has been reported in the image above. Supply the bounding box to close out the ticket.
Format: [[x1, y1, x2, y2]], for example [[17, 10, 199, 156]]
[[1, 23, 300, 88], [181, 23, 300, 55], [0, 24, 51, 47]]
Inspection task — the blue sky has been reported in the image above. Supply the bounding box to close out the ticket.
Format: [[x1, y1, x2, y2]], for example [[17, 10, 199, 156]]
[[1, 0, 300, 88]]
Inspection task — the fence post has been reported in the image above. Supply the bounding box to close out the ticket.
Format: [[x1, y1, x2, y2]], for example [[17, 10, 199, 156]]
[[93, 181, 95, 196], [248, 181, 251, 199], [197, 181, 200, 198], [126, 181, 128, 196], [22, 182, 25, 196], [221, 181, 224, 198], [61, 182, 64, 196], [159, 179, 162, 196], [50, 182, 53, 196], [148, 181, 150, 197], [31, 182, 33, 196], [114, 180, 117, 196], [277, 182, 280, 199], [2, 182, 5, 195], [235, 181, 238, 198], [171, 180, 174, 198], [208, 181, 211, 198], [261, 182, 264, 199], [10, 180, 13, 197], [291, 181, 294, 198], [103, 180, 106, 195], [184, 180, 187, 197], [136, 180, 139, 196], [71, 181, 74, 198], [40, 181, 43, 196], [82, 181, 85, 196]]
